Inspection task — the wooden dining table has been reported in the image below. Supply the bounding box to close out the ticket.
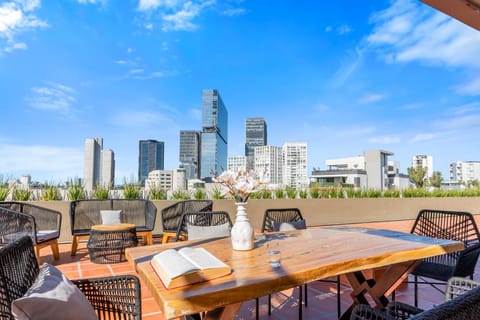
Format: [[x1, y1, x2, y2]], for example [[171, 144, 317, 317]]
[[125, 226, 463, 320]]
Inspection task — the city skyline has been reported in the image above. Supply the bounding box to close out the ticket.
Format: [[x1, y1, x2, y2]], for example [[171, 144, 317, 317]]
[[1, 0, 480, 183]]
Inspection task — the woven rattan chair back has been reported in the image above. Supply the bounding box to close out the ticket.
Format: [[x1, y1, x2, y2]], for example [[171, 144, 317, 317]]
[[0, 236, 142, 320], [175, 211, 233, 241], [161, 200, 213, 243], [411, 209, 480, 275], [261, 208, 304, 232], [351, 279, 480, 320], [410, 209, 480, 306], [0, 236, 39, 319]]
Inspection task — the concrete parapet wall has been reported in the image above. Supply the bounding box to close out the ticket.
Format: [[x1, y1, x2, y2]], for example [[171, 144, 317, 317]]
[[25, 198, 480, 243]]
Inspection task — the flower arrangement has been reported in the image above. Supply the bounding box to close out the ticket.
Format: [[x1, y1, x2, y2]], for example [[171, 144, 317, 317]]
[[213, 167, 266, 203]]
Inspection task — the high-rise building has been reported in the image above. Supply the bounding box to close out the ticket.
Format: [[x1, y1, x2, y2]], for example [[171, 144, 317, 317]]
[[200, 89, 228, 180], [179, 130, 201, 180], [449, 161, 480, 182], [254, 145, 282, 186], [138, 140, 165, 186], [144, 168, 186, 192], [412, 155, 433, 180], [245, 118, 267, 164], [84, 137, 115, 190], [101, 149, 115, 188], [84, 137, 103, 191], [227, 156, 248, 172], [282, 142, 308, 189]]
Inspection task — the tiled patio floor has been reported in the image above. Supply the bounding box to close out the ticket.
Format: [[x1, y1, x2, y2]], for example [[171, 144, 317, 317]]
[[42, 238, 477, 320]]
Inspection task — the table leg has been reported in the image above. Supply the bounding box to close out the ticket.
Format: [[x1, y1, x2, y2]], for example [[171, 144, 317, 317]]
[[339, 260, 420, 320], [201, 303, 242, 320]]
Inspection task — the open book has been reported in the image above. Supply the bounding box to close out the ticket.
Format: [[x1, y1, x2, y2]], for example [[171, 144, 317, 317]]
[[151, 247, 231, 289]]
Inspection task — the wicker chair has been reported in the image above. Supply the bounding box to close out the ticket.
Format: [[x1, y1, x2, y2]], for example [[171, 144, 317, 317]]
[[409, 209, 480, 306], [70, 199, 157, 255], [175, 211, 232, 241], [0, 236, 142, 320], [161, 200, 213, 243], [258, 208, 314, 320], [350, 277, 480, 320], [0, 201, 61, 264]]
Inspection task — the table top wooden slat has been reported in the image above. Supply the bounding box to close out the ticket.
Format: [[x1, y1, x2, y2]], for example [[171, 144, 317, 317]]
[[125, 226, 464, 319]]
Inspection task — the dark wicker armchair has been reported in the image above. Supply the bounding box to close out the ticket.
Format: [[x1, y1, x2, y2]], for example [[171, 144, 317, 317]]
[[70, 199, 157, 255], [409, 209, 480, 306], [175, 211, 233, 241], [350, 277, 480, 320], [0, 236, 142, 320], [160, 200, 213, 243], [0, 201, 61, 264]]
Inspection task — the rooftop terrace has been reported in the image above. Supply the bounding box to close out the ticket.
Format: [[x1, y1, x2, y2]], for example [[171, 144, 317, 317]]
[[46, 231, 479, 320]]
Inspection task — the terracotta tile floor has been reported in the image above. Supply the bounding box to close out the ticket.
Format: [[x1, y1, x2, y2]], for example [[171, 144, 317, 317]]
[[42, 238, 479, 320]]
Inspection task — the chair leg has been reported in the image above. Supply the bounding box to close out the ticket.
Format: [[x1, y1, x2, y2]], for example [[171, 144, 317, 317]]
[[298, 285, 303, 320], [50, 240, 60, 260], [304, 283, 308, 307], [256, 297, 259, 320], [71, 235, 79, 256], [337, 275, 341, 318], [268, 294, 272, 315], [414, 275, 419, 307]]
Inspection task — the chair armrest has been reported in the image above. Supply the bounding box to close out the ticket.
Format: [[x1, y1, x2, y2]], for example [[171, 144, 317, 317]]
[[453, 243, 480, 278], [145, 200, 157, 230], [386, 301, 424, 318], [0, 207, 35, 244], [72, 275, 141, 320], [350, 304, 396, 320]]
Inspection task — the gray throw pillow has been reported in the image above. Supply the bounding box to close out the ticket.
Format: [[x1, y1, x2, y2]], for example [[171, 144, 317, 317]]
[[271, 219, 307, 232], [12, 263, 98, 320], [187, 223, 231, 240], [100, 210, 122, 225]]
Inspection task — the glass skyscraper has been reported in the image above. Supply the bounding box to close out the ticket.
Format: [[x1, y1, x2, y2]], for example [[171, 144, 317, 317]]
[[245, 117, 267, 164], [138, 139, 165, 186], [200, 89, 228, 180], [179, 130, 201, 180]]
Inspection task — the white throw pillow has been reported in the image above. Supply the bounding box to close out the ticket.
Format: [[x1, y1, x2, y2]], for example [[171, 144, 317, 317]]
[[12, 263, 98, 320], [187, 223, 231, 240], [271, 219, 307, 232], [100, 210, 122, 225]]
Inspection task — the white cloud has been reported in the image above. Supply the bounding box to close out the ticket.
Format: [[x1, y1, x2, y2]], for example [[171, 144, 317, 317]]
[[26, 82, 76, 114], [222, 8, 245, 16], [0, 0, 48, 53], [410, 133, 435, 142], [329, 46, 364, 88], [455, 76, 480, 96], [325, 26, 333, 32], [368, 135, 401, 144], [0, 143, 83, 182], [137, 0, 218, 32], [367, 0, 480, 96], [75, 0, 107, 4], [138, 0, 181, 11], [358, 93, 386, 104], [337, 24, 352, 35]]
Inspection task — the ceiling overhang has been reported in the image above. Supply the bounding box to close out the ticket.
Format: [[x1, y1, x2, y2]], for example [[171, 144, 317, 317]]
[[421, 0, 480, 31]]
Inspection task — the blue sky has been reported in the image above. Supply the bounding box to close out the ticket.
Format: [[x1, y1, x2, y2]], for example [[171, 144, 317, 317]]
[[1, 0, 480, 184]]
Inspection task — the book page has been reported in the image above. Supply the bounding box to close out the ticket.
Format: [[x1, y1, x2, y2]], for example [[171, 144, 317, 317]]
[[178, 247, 229, 270], [152, 249, 200, 279]]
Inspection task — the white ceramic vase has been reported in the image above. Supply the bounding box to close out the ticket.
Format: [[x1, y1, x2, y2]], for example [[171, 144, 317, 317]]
[[231, 202, 254, 251]]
